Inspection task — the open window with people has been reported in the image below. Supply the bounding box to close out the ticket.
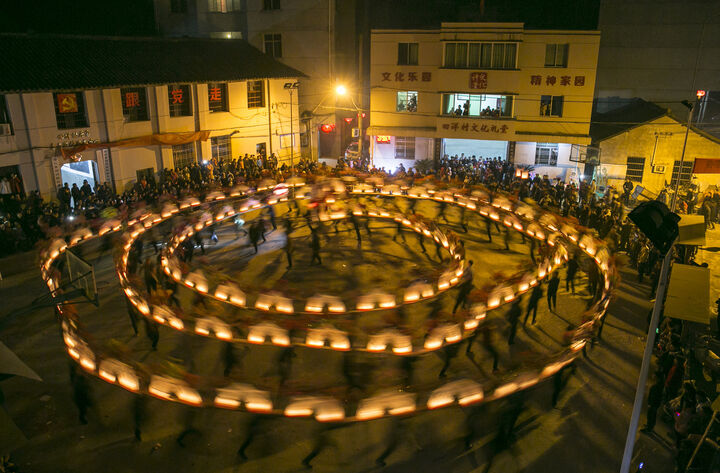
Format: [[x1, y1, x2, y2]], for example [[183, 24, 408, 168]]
[[396, 91, 418, 112], [442, 93, 512, 118]]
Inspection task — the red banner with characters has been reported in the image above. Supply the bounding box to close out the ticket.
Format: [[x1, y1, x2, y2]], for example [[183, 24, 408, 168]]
[[60, 131, 211, 160], [693, 158, 720, 174]]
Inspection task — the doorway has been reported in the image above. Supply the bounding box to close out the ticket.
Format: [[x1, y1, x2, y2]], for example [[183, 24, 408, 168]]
[[60, 160, 99, 206], [256, 142, 267, 157]]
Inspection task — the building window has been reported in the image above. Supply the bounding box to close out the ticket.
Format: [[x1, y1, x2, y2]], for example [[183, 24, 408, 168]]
[[396, 91, 418, 112], [280, 133, 295, 149], [247, 80, 265, 108], [671, 160, 693, 186], [395, 136, 415, 159], [171, 0, 187, 13], [168, 84, 192, 117], [540, 95, 563, 117], [208, 83, 228, 112], [208, 0, 241, 12], [172, 143, 196, 169], [263, 34, 282, 58], [535, 143, 558, 166], [442, 93, 513, 118], [545, 44, 569, 67], [0, 95, 12, 135], [211, 135, 232, 162], [625, 157, 645, 182], [444, 42, 516, 69], [53, 92, 88, 129], [121, 87, 149, 122], [397, 42, 419, 65], [263, 0, 280, 10]]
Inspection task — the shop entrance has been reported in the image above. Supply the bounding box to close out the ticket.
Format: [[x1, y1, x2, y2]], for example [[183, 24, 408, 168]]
[[442, 139, 508, 160]]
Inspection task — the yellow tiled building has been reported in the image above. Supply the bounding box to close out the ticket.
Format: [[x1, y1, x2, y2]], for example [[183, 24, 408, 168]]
[[367, 22, 600, 179]]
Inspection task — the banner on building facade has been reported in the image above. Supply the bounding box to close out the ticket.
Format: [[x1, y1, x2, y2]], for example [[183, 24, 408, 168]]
[[60, 131, 211, 160], [692, 158, 720, 174]]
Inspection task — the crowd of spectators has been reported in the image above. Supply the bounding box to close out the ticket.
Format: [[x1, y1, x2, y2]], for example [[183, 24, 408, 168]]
[[3, 149, 719, 469], [0, 153, 322, 257]]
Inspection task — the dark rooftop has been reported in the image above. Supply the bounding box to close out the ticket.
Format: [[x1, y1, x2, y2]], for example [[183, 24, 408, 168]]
[[590, 99, 669, 143], [0, 34, 304, 93]]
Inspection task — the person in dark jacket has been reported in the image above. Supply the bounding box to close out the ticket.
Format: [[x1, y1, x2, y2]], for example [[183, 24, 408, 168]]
[[524, 283, 543, 325], [80, 179, 93, 198], [566, 253, 579, 294], [507, 298, 522, 345], [71, 183, 82, 209], [310, 227, 322, 265], [547, 272, 560, 312], [641, 371, 665, 433]]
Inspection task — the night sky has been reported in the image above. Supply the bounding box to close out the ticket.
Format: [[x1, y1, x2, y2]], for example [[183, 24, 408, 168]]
[[0, 0, 157, 36], [0, 0, 600, 36]]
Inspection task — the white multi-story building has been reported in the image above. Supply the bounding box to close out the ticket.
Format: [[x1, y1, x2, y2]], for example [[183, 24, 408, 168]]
[[368, 22, 600, 180], [0, 34, 301, 198]]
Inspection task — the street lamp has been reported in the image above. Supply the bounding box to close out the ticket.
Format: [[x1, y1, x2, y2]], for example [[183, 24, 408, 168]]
[[669, 91, 704, 212], [334, 84, 363, 165], [284, 82, 299, 170], [619, 89, 705, 473]]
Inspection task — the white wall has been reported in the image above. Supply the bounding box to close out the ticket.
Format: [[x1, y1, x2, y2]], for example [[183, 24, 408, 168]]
[[442, 139, 507, 159], [371, 136, 433, 173], [0, 76, 300, 199], [514, 142, 579, 180]]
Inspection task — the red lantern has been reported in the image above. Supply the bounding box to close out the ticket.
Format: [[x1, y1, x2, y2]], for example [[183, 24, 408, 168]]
[[697, 90, 706, 99], [320, 124, 336, 133], [344, 117, 353, 124]]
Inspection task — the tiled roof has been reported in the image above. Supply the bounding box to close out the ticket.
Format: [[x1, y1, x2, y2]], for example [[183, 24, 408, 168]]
[[590, 99, 668, 143], [0, 34, 304, 93]]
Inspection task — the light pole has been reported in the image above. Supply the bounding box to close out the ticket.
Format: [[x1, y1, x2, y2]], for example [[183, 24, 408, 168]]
[[284, 82, 299, 171], [335, 84, 364, 164], [619, 91, 704, 473], [670, 90, 704, 211]]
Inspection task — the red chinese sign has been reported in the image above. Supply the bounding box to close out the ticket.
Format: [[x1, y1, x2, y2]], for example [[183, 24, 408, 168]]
[[376, 135, 391, 143], [57, 93, 79, 113], [170, 88, 184, 104], [530, 75, 585, 87], [381, 71, 432, 82], [124, 92, 140, 108], [469, 72, 488, 90], [209, 87, 223, 102], [442, 122, 509, 134]]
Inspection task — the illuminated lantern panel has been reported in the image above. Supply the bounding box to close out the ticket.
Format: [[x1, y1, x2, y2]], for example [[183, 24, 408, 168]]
[[44, 172, 617, 425]]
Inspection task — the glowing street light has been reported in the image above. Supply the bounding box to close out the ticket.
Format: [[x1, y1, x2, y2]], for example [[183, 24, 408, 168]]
[[335, 84, 347, 96]]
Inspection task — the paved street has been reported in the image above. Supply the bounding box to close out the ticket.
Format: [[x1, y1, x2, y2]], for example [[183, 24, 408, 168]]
[[0, 199, 680, 472]]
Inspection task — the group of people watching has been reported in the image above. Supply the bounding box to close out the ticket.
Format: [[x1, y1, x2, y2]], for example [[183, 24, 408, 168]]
[[451, 100, 503, 118], [0, 153, 319, 257], [3, 147, 718, 470]]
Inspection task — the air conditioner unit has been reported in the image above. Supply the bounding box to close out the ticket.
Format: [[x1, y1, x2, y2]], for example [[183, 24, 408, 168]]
[[0, 123, 11, 136], [652, 165, 666, 174]]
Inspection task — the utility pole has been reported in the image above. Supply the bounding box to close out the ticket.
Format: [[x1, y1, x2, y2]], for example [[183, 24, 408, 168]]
[[619, 249, 673, 473], [284, 82, 299, 169]]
